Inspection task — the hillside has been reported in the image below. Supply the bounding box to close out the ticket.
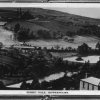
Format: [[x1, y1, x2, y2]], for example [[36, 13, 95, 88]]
[[5, 21, 49, 33], [3, 8, 100, 39]]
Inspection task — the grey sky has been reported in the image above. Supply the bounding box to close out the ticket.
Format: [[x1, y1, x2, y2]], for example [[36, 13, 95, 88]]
[[48, 8, 100, 19]]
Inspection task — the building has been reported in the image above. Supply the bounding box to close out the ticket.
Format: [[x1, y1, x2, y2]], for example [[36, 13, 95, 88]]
[[80, 77, 100, 90]]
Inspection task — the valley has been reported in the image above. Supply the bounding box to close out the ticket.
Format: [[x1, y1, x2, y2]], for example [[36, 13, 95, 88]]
[[0, 8, 100, 90]]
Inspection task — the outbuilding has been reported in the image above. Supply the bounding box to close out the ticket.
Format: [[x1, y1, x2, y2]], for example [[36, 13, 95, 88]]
[[80, 77, 100, 90]]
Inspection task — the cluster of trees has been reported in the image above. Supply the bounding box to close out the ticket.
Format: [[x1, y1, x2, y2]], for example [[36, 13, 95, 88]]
[[38, 42, 100, 54], [37, 30, 51, 39], [14, 23, 32, 41], [77, 42, 100, 55], [14, 23, 55, 41], [20, 11, 33, 20], [77, 25, 100, 37], [77, 43, 92, 55], [20, 55, 91, 90], [96, 42, 100, 50], [20, 79, 40, 90], [32, 45, 76, 53], [0, 81, 5, 89], [21, 50, 66, 78], [48, 46, 76, 52], [18, 55, 83, 90], [64, 24, 100, 37]]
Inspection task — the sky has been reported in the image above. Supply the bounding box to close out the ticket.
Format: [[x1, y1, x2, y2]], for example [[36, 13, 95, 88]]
[[48, 8, 100, 19]]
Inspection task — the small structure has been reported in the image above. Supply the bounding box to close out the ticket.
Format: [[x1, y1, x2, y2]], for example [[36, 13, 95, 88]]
[[80, 77, 100, 90], [13, 43, 35, 53]]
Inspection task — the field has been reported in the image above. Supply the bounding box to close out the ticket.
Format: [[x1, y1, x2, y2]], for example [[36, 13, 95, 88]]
[[26, 36, 100, 49]]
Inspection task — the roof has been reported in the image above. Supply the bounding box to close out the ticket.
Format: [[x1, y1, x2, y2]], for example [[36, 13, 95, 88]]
[[81, 77, 100, 86]]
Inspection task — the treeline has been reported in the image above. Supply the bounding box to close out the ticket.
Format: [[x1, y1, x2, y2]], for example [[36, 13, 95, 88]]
[[64, 24, 100, 37], [77, 25, 100, 37], [47, 46, 76, 52], [36, 42, 100, 54], [66, 25, 100, 37]]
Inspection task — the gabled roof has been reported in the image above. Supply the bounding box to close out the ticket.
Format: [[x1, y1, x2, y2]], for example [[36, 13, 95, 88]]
[[81, 77, 100, 86]]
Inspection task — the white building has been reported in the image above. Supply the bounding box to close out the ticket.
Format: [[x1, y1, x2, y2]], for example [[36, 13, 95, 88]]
[[80, 77, 100, 90]]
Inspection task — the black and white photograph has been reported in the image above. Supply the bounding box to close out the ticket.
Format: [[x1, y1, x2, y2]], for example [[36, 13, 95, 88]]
[[0, 6, 100, 90]]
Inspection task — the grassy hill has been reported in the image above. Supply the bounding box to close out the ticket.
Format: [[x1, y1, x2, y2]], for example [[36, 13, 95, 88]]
[[3, 8, 100, 39], [5, 20, 49, 33]]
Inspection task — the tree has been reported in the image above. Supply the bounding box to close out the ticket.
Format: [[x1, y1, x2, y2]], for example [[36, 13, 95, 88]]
[[96, 42, 100, 50], [20, 81, 27, 89], [0, 42, 3, 50], [17, 29, 29, 41], [93, 59, 100, 77], [14, 23, 20, 33], [14, 23, 20, 40], [66, 31, 75, 37], [54, 45, 60, 50], [54, 57, 65, 71], [0, 81, 5, 89], [37, 30, 51, 39], [21, 11, 33, 20], [77, 43, 91, 55]]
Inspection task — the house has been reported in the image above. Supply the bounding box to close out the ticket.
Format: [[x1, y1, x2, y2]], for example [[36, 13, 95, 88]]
[[80, 77, 100, 90]]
